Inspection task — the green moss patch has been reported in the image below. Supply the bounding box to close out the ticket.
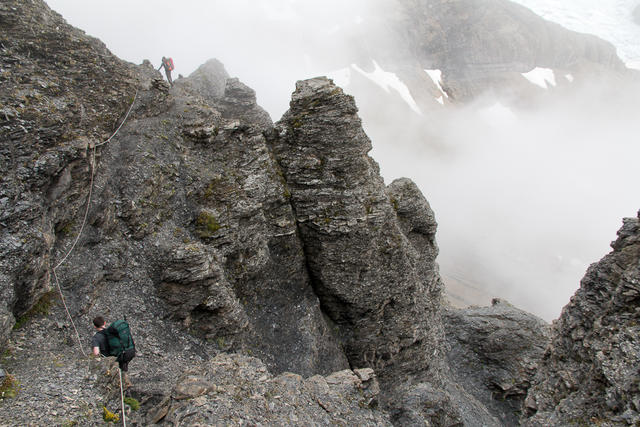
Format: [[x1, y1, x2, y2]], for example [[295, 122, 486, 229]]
[[196, 211, 222, 238], [0, 374, 20, 399], [13, 290, 58, 329], [123, 397, 140, 411]]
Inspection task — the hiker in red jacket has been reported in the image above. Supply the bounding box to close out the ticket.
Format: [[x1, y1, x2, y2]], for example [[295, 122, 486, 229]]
[[158, 56, 174, 86]]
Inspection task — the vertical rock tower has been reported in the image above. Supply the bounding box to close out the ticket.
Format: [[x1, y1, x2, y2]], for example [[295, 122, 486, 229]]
[[270, 78, 446, 387]]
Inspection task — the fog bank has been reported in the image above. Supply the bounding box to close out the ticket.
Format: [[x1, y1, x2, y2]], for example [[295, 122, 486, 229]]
[[367, 78, 640, 320]]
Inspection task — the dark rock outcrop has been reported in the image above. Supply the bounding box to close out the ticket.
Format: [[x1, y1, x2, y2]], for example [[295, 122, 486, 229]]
[[268, 78, 499, 425], [1, 0, 348, 394], [445, 299, 551, 425], [270, 78, 445, 383], [183, 59, 272, 130], [523, 211, 640, 426], [0, 0, 138, 343]]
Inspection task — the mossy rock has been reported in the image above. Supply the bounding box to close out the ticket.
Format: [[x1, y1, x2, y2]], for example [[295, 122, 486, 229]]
[[103, 406, 120, 423], [0, 374, 20, 399], [13, 290, 58, 329], [124, 397, 140, 411], [196, 211, 222, 238]]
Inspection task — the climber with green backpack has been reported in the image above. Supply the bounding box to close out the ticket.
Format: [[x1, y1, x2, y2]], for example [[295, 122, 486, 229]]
[[91, 316, 136, 371]]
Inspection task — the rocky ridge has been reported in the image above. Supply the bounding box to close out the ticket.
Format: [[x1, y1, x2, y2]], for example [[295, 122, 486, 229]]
[[523, 211, 640, 426], [315, 0, 632, 115], [1, 0, 640, 426]]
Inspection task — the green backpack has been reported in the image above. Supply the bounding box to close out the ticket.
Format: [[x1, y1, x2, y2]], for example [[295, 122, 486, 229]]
[[105, 319, 136, 371]]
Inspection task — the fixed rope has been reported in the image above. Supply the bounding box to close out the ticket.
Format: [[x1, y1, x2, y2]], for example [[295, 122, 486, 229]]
[[96, 90, 138, 147], [51, 90, 138, 356], [119, 368, 127, 427]]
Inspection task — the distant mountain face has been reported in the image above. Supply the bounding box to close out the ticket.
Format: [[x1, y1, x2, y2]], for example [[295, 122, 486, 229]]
[[511, 0, 640, 67], [315, 0, 629, 112]]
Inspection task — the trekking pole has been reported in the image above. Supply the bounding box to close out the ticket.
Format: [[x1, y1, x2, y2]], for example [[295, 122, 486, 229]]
[[119, 368, 127, 427]]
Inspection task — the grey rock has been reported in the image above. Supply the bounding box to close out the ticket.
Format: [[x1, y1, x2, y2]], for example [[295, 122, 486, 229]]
[[182, 59, 272, 130], [3, 0, 638, 425], [152, 353, 391, 426], [183, 58, 229, 101], [0, 0, 139, 339], [393, 0, 626, 103], [445, 299, 551, 425], [523, 211, 640, 426], [220, 77, 272, 130], [270, 77, 456, 422], [634, 5, 640, 26]]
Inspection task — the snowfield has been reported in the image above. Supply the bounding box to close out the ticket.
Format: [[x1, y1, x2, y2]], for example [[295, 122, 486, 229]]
[[511, 0, 640, 69]]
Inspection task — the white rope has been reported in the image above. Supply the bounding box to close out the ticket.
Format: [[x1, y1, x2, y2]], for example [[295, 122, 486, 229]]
[[50, 90, 138, 355], [53, 268, 86, 356], [119, 368, 127, 427], [53, 147, 96, 270], [96, 90, 138, 147]]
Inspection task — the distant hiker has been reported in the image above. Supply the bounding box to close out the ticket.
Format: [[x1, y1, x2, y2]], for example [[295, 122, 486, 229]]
[[158, 56, 175, 86], [91, 316, 109, 357]]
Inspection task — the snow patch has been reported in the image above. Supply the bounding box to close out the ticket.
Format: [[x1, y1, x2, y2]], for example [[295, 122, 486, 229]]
[[352, 61, 422, 115], [522, 67, 556, 88], [565, 74, 574, 83], [510, 0, 640, 68], [425, 69, 449, 98]]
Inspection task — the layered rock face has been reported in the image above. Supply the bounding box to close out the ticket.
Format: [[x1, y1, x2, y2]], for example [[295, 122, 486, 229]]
[[0, 1, 451, 423], [445, 299, 550, 425], [319, 0, 629, 112], [0, 0, 138, 345], [269, 78, 445, 384], [1, 0, 348, 383], [523, 211, 640, 426]]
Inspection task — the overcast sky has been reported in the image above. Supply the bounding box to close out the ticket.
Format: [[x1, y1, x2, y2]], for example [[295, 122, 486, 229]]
[[45, 0, 381, 118]]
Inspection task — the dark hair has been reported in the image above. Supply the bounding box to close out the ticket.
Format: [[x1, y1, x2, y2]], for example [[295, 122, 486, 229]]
[[93, 316, 105, 328]]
